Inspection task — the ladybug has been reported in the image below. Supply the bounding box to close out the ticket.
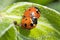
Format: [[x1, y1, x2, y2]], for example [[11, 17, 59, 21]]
[[14, 6, 40, 30], [21, 17, 37, 29], [23, 7, 40, 18]]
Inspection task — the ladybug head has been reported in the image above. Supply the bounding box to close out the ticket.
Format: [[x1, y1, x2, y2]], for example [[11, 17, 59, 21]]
[[32, 17, 37, 25]]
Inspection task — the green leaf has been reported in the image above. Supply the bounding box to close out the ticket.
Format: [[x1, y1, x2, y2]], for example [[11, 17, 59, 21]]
[[0, 13, 17, 40], [0, 2, 60, 40], [0, 11, 19, 40], [0, 27, 17, 40]]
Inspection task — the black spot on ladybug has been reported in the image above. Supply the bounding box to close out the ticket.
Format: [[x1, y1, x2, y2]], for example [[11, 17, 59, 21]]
[[36, 11, 39, 14], [30, 23, 33, 27], [32, 17, 37, 24], [25, 19, 27, 20], [24, 23, 27, 27], [29, 9, 31, 11], [23, 16, 25, 18]]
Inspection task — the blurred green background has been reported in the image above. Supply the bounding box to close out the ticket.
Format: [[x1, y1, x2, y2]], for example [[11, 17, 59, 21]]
[[0, 0, 60, 12]]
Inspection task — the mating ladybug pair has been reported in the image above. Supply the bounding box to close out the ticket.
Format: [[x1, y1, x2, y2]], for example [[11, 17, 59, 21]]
[[21, 7, 40, 29], [14, 6, 40, 30]]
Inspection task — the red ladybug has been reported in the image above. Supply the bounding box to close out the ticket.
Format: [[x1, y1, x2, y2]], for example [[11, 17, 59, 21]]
[[23, 7, 40, 18], [21, 17, 36, 29]]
